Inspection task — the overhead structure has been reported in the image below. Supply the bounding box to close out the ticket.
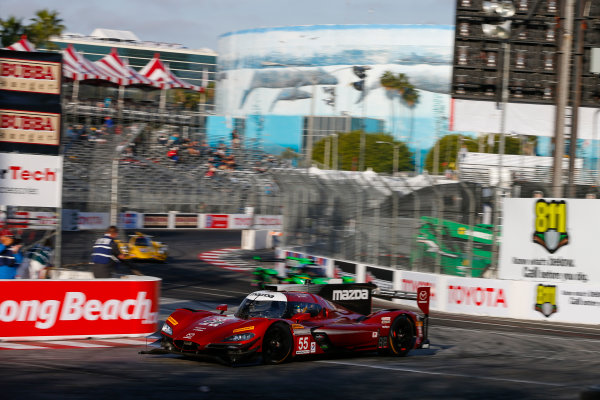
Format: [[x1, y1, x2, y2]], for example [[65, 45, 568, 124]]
[[5, 38, 203, 94], [62, 44, 122, 83], [94, 48, 155, 87], [4, 35, 36, 52], [139, 53, 204, 92]]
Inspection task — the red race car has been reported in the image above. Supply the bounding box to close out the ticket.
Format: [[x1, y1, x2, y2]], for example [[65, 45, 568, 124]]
[[149, 283, 430, 365]]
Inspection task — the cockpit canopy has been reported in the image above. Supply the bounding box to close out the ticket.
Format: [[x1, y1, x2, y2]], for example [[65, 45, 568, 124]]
[[235, 291, 324, 319]]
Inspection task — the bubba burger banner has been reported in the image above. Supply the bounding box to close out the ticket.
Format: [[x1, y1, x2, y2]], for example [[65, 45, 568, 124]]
[[499, 198, 600, 285], [0, 278, 161, 340], [0, 49, 62, 155], [0, 152, 62, 207]]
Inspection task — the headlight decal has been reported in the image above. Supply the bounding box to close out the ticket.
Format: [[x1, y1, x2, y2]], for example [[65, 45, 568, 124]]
[[161, 323, 173, 335], [224, 332, 255, 342]]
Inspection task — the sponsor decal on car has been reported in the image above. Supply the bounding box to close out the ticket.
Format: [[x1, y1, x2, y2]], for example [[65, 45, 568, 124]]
[[291, 324, 305, 330], [295, 336, 315, 354], [332, 289, 369, 301], [233, 326, 254, 333], [198, 317, 228, 327]]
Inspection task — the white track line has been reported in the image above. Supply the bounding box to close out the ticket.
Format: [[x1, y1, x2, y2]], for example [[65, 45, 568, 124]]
[[42, 341, 110, 348], [317, 360, 566, 387], [0, 343, 48, 350], [98, 338, 150, 345]]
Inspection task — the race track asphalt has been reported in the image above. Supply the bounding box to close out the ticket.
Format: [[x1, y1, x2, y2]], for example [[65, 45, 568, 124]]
[[3, 230, 600, 400]]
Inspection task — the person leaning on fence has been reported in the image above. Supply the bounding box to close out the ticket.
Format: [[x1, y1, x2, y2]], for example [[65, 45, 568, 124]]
[[0, 229, 24, 279], [90, 226, 129, 278], [26, 238, 53, 279]]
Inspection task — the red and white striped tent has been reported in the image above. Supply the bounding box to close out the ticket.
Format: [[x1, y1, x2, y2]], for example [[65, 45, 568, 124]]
[[62, 44, 125, 85], [94, 48, 156, 87], [139, 53, 204, 92], [4, 35, 36, 52]]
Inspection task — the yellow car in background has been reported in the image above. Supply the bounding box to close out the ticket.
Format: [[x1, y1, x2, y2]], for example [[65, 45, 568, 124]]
[[116, 232, 168, 262]]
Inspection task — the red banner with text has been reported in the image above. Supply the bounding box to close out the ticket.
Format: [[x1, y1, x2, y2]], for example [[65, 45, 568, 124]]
[[0, 277, 161, 340]]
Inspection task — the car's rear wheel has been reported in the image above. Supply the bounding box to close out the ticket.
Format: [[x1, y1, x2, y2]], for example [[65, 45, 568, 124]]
[[388, 315, 416, 357], [262, 323, 293, 364]]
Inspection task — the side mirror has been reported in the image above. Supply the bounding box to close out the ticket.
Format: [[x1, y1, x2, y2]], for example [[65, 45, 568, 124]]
[[216, 304, 228, 314], [294, 312, 311, 322]]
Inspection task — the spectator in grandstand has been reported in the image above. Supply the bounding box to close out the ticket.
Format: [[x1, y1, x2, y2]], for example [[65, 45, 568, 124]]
[[0, 229, 24, 279], [168, 132, 182, 146], [24, 238, 53, 279], [104, 116, 114, 133], [200, 141, 211, 157], [231, 129, 241, 149], [167, 147, 180, 163], [205, 163, 217, 178], [158, 132, 168, 145], [90, 225, 136, 278]]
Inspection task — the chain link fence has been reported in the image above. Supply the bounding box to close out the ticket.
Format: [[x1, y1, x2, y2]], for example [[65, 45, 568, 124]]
[[269, 169, 491, 277]]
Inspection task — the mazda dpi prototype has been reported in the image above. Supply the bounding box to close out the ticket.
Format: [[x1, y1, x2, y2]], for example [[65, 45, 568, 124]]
[[149, 283, 430, 365]]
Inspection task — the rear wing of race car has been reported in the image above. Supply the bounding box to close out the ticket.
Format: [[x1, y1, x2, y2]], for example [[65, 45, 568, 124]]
[[265, 282, 431, 319]]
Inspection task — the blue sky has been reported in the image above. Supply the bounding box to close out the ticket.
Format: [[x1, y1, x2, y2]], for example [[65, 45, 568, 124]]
[[2, 0, 456, 51]]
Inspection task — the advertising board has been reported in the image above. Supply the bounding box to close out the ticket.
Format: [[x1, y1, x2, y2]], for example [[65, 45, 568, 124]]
[[445, 277, 512, 317], [500, 198, 600, 285], [0, 49, 62, 155], [521, 281, 600, 324], [205, 214, 229, 229], [0, 277, 161, 340], [143, 213, 169, 228], [77, 212, 109, 231], [0, 152, 62, 207], [174, 213, 199, 228]]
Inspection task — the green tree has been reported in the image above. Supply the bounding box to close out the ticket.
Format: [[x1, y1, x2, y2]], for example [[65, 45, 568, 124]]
[[0, 16, 28, 47], [423, 134, 523, 173], [312, 131, 413, 173], [27, 9, 65, 49]]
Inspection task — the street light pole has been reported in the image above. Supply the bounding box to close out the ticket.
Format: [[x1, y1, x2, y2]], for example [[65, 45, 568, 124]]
[[552, 0, 576, 198], [307, 78, 317, 167], [498, 39, 510, 187]]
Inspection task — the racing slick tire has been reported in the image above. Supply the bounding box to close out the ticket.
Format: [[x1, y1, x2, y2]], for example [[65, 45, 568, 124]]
[[387, 314, 416, 357], [262, 323, 293, 364]]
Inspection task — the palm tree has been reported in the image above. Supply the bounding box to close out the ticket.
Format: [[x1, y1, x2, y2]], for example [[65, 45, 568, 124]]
[[402, 85, 420, 144], [0, 16, 27, 47], [27, 9, 65, 49], [379, 71, 413, 140]]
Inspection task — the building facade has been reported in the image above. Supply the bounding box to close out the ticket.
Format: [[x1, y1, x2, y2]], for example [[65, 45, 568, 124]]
[[215, 24, 455, 161]]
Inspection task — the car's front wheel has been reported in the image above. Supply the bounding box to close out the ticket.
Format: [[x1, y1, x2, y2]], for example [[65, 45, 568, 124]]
[[387, 315, 416, 357], [262, 323, 293, 364]]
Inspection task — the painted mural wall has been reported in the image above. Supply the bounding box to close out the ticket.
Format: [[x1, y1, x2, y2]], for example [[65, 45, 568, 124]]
[[216, 24, 455, 153]]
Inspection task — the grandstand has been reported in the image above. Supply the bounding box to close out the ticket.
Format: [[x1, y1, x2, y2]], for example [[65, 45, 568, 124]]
[[61, 117, 286, 215]]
